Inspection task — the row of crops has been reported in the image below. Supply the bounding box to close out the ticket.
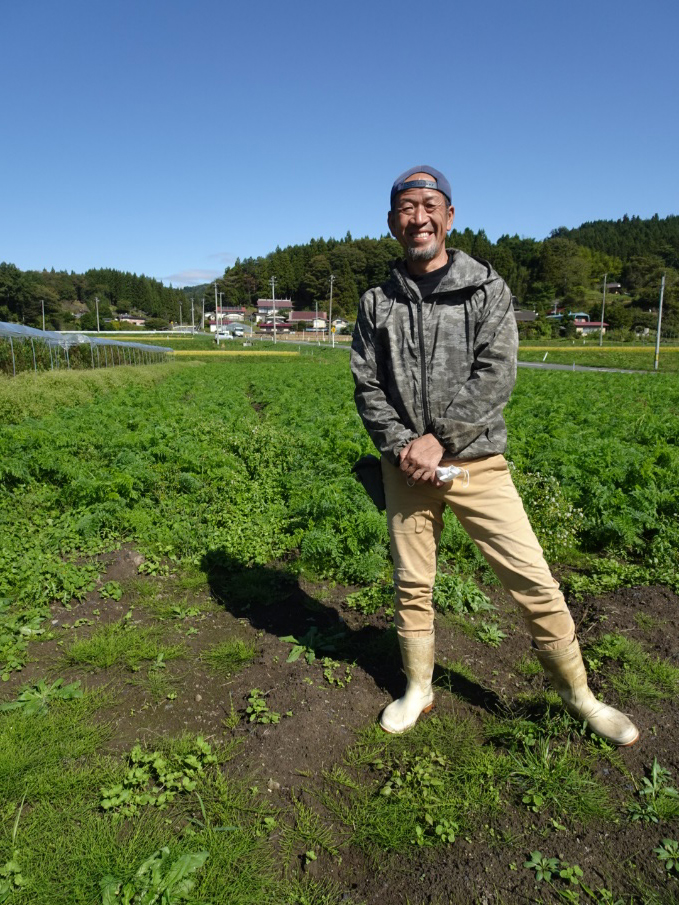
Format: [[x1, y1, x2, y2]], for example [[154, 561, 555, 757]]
[[1, 351, 678, 646]]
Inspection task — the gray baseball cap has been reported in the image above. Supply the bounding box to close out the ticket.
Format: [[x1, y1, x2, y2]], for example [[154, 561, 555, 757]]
[[391, 166, 452, 206]]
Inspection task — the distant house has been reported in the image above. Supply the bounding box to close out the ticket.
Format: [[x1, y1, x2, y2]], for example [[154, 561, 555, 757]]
[[256, 299, 293, 321], [118, 315, 146, 327], [287, 311, 327, 330], [258, 321, 293, 334], [574, 319, 608, 335], [216, 306, 247, 322]]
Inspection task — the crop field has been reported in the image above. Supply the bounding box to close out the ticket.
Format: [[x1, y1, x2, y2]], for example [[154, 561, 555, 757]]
[[517, 344, 679, 373], [1, 351, 679, 904]]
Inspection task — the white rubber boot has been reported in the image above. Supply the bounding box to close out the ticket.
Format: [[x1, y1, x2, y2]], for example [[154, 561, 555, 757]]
[[380, 631, 435, 734], [536, 637, 639, 746]]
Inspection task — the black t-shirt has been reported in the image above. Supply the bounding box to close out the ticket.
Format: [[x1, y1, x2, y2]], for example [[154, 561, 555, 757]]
[[410, 260, 451, 299]]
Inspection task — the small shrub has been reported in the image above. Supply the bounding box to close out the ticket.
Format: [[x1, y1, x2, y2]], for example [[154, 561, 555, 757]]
[[654, 839, 679, 876], [475, 621, 507, 647], [345, 583, 394, 616], [100, 737, 218, 816], [0, 678, 83, 716], [100, 847, 208, 903]]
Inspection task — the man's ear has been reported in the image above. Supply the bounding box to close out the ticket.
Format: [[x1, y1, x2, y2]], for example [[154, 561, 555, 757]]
[[387, 210, 396, 237], [447, 206, 455, 232]]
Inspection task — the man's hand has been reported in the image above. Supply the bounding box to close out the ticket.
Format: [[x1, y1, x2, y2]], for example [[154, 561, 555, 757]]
[[399, 435, 445, 485]]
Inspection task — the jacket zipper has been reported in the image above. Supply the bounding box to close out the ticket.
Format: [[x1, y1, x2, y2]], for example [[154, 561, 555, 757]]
[[416, 299, 432, 429], [395, 269, 432, 431]]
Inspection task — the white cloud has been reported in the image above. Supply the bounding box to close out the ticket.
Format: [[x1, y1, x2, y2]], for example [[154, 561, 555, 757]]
[[164, 269, 220, 286]]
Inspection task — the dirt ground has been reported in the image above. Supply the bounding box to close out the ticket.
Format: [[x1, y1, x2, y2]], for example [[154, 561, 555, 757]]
[[7, 546, 679, 904]]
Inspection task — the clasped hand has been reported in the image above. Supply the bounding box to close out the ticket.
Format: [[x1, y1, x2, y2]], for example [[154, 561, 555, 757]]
[[399, 435, 445, 486]]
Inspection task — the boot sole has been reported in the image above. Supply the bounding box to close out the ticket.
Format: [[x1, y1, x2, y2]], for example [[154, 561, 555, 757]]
[[380, 702, 435, 735]]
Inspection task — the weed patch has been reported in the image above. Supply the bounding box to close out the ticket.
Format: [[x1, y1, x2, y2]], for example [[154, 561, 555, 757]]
[[345, 582, 394, 616], [201, 638, 257, 675], [509, 738, 613, 822], [433, 571, 496, 615], [64, 618, 185, 672], [585, 634, 679, 704], [100, 736, 219, 816], [245, 689, 291, 725], [320, 716, 508, 854], [100, 846, 209, 903], [627, 759, 679, 824], [0, 678, 83, 716]]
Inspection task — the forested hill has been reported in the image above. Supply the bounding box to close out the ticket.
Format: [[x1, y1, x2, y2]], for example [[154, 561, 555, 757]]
[[0, 265, 185, 331], [553, 215, 679, 267], [1, 214, 677, 330], [216, 213, 678, 322]]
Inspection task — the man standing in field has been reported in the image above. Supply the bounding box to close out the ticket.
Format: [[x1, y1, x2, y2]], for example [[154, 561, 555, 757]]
[[350, 165, 638, 746]]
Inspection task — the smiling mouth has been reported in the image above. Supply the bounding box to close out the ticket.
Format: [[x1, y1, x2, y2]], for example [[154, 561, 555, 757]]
[[409, 232, 433, 242]]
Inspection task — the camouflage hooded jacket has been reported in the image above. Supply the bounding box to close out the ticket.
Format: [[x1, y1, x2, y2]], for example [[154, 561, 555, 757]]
[[350, 249, 518, 466]]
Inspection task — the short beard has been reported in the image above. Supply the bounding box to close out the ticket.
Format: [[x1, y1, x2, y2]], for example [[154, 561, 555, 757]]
[[406, 243, 439, 262]]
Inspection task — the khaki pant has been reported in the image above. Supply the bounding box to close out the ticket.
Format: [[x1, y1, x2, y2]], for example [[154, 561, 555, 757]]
[[382, 455, 575, 650]]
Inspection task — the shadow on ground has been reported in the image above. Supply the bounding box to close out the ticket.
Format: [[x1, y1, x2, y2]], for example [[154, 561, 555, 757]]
[[201, 547, 504, 716]]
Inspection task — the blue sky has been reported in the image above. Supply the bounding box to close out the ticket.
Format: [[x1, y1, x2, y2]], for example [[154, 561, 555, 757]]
[[2, 0, 678, 286]]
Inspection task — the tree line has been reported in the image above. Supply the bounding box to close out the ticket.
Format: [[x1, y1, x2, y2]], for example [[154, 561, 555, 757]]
[[2, 214, 677, 333], [213, 214, 679, 333], [0, 264, 184, 330]]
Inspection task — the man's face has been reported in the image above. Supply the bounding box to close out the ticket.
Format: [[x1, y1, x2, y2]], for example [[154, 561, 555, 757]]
[[387, 172, 454, 269]]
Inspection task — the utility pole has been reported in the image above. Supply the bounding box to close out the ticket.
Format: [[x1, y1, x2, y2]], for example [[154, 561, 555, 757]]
[[95, 296, 100, 332], [219, 293, 224, 333], [654, 273, 666, 371], [214, 283, 218, 332], [202, 297, 205, 332], [41, 299, 45, 332], [179, 300, 182, 329], [329, 274, 335, 348], [599, 273, 607, 347], [270, 276, 277, 345], [191, 297, 195, 334]]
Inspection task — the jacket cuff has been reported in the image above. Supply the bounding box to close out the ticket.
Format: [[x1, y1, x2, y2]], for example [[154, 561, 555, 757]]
[[387, 435, 417, 467]]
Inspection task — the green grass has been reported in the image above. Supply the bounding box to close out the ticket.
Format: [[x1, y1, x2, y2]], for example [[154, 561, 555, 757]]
[[279, 796, 341, 864], [0, 770, 282, 905], [63, 620, 186, 672], [513, 652, 542, 677], [439, 611, 477, 639], [634, 612, 667, 633], [131, 664, 179, 702], [483, 705, 574, 752], [125, 577, 160, 604], [201, 638, 257, 675], [434, 658, 479, 686], [585, 634, 679, 705], [0, 692, 113, 803], [173, 564, 211, 593]]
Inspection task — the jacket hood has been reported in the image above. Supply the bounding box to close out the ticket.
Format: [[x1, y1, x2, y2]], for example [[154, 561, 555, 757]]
[[389, 249, 495, 300]]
